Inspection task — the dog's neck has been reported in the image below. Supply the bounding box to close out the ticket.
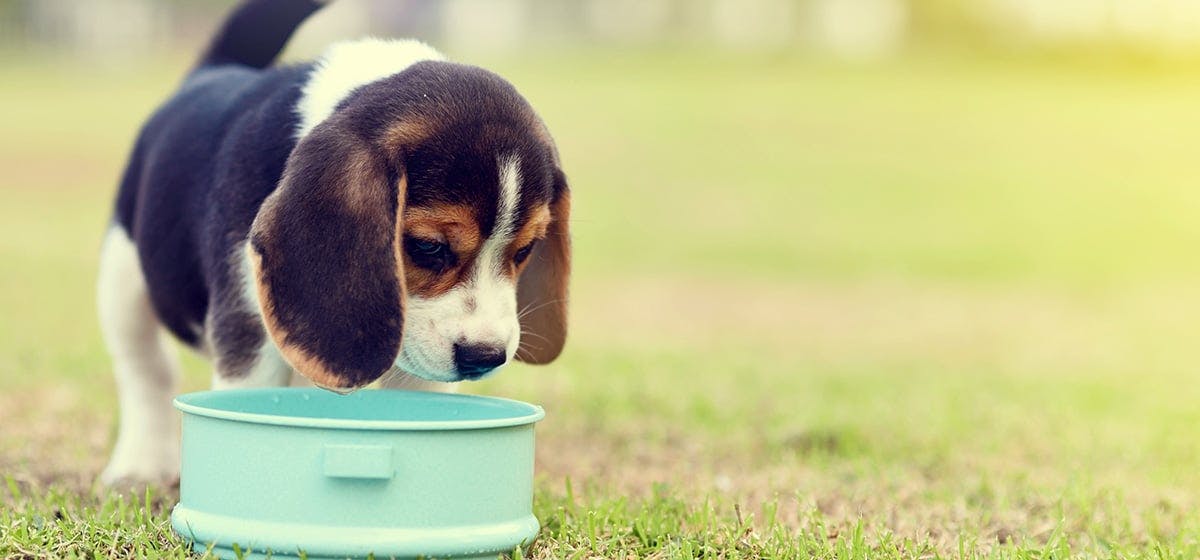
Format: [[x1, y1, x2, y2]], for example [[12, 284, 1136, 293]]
[[294, 38, 445, 140]]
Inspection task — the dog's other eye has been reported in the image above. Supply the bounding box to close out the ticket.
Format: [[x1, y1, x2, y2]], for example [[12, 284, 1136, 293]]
[[404, 237, 455, 271], [513, 241, 537, 265]]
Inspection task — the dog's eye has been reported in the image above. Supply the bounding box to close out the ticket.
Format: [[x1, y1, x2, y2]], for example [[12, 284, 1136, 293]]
[[404, 237, 455, 271], [412, 239, 444, 255], [513, 241, 536, 265]]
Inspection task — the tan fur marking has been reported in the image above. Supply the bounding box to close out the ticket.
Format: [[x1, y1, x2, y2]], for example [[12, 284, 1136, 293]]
[[393, 174, 409, 323], [404, 204, 481, 253], [512, 205, 552, 250], [247, 245, 351, 390], [382, 119, 435, 155], [509, 204, 552, 278], [402, 203, 481, 298], [405, 266, 463, 298], [335, 148, 389, 215]]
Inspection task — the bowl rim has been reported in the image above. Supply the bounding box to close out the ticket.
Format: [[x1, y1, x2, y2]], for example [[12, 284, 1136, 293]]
[[174, 388, 545, 431]]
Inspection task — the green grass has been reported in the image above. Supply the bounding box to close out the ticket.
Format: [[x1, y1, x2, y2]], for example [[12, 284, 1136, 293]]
[[4, 47, 1200, 558], [6, 479, 1200, 559]]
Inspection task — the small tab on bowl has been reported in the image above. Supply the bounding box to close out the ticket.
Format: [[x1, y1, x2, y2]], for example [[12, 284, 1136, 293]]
[[323, 444, 394, 480]]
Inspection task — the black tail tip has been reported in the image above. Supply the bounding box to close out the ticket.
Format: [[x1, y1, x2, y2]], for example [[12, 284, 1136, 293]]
[[196, 0, 326, 70]]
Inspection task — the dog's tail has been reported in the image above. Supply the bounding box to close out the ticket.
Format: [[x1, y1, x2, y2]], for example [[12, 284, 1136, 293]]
[[194, 0, 325, 71]]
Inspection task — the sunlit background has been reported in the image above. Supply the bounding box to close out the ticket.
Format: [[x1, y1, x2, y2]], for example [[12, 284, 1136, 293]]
[[3, 0, 1200, 556], [12, 0, 1200, 57]]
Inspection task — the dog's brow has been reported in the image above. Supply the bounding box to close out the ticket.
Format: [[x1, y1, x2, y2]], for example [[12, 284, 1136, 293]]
[[404, 204, 481, 253], [512, 205, 552, 248]]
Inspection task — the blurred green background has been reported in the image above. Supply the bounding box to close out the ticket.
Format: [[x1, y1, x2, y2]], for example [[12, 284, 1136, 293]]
[[3, 0, 1200, 557]]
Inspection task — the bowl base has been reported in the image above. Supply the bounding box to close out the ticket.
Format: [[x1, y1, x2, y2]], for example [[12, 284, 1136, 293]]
[[195, 543, 506, 560], [173, 506, 538, 560]]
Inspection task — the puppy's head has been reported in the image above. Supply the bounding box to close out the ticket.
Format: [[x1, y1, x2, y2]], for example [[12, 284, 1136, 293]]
[[248, 62, 569, 390]]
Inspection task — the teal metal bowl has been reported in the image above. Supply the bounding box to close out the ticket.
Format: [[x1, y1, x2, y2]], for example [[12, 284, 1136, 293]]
[[170, 388, 545, 560]]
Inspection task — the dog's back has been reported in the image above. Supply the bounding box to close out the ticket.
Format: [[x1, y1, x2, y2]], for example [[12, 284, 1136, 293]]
[[113, 0, 322, 346]]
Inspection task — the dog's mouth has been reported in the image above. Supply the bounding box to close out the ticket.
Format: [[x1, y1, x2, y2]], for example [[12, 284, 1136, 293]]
[[393, 345, 460, 383], [314, 383, 358, 395], [394, 347, 511, 383]]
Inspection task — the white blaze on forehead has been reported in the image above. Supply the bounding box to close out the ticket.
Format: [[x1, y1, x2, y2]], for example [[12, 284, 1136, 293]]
[[295, 38, 445, 139], [476, 155, 522, 277], [494, 155, 521, 240]]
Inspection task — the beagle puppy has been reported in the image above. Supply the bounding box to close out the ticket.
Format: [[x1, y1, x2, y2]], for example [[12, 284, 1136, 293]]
[[97, 0, 570, 485]]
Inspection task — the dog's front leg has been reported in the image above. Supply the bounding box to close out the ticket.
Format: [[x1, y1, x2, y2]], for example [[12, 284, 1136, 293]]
[[211, 339, 294, 390]]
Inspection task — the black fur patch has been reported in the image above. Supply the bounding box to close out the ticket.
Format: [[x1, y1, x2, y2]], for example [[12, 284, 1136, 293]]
[[114, 63, 311, 351]]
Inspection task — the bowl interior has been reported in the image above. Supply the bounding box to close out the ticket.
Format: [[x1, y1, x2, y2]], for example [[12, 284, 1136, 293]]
[[174, 388, 543, 430]]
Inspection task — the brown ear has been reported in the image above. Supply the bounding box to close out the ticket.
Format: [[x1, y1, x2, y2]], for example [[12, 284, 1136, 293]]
[[516, 170, 571, 364], [247, 117, 406, 390]]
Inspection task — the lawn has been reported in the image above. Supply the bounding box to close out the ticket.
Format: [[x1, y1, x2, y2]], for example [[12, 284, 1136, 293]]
[[3, 47, 1200, 558]]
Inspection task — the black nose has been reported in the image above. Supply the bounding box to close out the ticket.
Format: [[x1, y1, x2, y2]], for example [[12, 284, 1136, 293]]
[[453, 344, 507, 379]]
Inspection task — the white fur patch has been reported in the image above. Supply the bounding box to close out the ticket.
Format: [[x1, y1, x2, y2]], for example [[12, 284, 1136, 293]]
[[295, 38, 445, 139], [377, 368, 459, 393], [493, 155, 521, 241]]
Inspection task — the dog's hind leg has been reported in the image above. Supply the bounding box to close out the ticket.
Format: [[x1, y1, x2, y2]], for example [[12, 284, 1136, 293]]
[[97, 226, 182, 487]]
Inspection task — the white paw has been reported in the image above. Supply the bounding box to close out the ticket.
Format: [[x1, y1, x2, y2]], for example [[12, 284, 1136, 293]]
[[98, 446, 180, 489]]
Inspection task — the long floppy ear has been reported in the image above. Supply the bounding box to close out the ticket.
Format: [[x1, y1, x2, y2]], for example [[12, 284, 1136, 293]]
[[515, 168, 571, 364], [247, 117, 406, 390]]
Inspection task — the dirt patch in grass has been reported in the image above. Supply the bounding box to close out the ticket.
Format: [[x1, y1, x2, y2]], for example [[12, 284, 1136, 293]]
[[0, 383, 110, 493]]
